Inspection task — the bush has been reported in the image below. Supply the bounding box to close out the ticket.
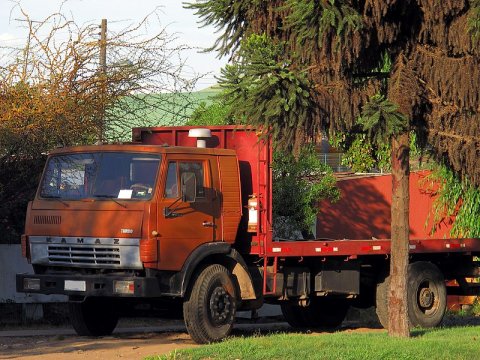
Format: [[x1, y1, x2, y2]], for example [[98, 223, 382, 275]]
[[0, 156, 45, 243], [273, 145, 339, 239]]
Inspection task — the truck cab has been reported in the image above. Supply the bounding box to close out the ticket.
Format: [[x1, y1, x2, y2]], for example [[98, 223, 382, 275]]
[[23, 142, 243, 270], [18, 128, 262, 342]]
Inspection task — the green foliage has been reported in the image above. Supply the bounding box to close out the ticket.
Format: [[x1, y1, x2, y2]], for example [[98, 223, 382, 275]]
[[284, 0, 363, 53], [409, 132, 422, 159], [272, 145, 340, 237], [330, 131, 389, 173], [468, 0, 480, 43], [339, 134, 376, 173], [358, 94, 409, 145], [184, 0, 262, 57], [186, 99, 235, 126], [376, 141, 392, 171], [425, 164, 480, 238], [331, 130, 423, 173], [473, 299, 480, 316], [218, 34, 316, 151], [378, 51, 393, 73]]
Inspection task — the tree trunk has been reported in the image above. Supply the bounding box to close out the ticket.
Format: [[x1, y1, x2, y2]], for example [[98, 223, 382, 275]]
[[388, 132, 410, 337]]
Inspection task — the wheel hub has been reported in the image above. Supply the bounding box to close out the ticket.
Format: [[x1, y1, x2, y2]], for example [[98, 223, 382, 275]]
[[210, 287, 231, 325], [419, 287, 434, 308]]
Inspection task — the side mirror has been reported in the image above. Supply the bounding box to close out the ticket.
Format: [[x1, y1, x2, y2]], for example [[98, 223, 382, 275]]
[[181, 172, 197, 203]]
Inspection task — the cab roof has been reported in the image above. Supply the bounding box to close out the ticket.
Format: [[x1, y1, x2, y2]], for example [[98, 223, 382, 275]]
[[48, 144, 236, 157]]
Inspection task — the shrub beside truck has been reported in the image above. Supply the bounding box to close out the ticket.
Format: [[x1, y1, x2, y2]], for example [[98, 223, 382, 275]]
[[16, 126, 480, 343]]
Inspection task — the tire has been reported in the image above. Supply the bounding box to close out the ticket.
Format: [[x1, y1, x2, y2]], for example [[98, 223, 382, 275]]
[[407, 261, 447, 328], [183, 264, 237, 344], [307, 297, 349, 329], [69, 298, 119, 336], [375, 273, 389, 329], [281, 297, 349, 329], [375, 262, 447, 329], [281, 302, 310, 328]]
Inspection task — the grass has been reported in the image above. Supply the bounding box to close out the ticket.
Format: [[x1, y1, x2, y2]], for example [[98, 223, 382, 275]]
[[147, 326, 480, 360]]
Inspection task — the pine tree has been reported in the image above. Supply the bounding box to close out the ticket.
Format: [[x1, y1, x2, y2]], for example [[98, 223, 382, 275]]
[[188, 0, 480, 337]]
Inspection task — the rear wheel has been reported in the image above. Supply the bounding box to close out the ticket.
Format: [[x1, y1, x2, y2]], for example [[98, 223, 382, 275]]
[[375, 273, 389, 329], [407, 261, 446, 328], [375, 262, 447, 329], [310, 297, 349, 328], [281, 297, 349, 329], [280, 302, 310, 328], [69, 297, 119, 336], [183, 264, 237, 344]]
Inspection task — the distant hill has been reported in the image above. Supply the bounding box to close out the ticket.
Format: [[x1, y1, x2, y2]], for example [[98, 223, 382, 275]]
[[107, 86, 221, 141]]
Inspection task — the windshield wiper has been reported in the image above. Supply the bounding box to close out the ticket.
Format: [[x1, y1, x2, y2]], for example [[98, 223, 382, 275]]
[[93, 194, 127, 208], [41, 195, 69, 207]]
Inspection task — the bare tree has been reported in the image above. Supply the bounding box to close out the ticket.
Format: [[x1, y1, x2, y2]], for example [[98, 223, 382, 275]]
[[0, 3, 200, 152]]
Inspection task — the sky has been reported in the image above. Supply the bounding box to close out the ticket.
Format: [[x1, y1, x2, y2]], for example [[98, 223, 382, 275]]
[[0, 0, 228, 90]]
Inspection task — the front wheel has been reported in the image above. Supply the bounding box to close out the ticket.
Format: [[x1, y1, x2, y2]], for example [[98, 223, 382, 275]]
[[183, 264, 237, 344], [69, 297, 119, 336]]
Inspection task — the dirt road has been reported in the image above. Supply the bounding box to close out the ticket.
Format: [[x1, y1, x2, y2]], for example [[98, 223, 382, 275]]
[[0, 331, 195, 360], [0, 307, 385, 359], [0, 321, 292, 360]]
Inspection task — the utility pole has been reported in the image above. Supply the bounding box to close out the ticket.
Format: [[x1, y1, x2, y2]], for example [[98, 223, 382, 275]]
[[98, 19, 107, 142], [100, 19, 107, 73]]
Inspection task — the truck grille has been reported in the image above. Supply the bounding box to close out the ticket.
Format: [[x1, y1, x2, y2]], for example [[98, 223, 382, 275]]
[[29, 236, 142, 269], [34, 215, 61, 225], [48, 245, 121, 265]]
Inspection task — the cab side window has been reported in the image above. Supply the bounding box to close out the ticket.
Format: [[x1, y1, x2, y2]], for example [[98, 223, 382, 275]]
[[165, 162, 178, 198], [164, 160, 205, 199]]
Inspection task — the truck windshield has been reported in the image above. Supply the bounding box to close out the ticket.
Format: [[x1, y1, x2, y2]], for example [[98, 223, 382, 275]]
[[39, 152, 161, 200]]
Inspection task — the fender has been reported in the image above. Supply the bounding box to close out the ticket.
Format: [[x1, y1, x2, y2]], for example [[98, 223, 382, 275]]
[[171, 242, 260, 301], [227, 248, 261, 300], [172, 242, 232, 296]]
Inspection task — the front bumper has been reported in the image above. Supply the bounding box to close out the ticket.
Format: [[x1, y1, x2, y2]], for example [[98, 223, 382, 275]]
[[16, 272, 179, 298]]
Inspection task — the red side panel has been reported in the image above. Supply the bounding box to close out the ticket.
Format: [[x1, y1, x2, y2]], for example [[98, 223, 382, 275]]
[[316, 171, 453, 240], [217, 155, 242, 243]]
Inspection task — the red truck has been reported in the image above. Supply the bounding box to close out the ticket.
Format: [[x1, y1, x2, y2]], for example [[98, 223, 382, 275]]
[[17, 126, 480, 343]]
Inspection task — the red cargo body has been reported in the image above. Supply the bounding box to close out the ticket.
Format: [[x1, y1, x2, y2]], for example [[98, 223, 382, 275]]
[[317, 171, 451, 240], [135, 126, 480, 262]]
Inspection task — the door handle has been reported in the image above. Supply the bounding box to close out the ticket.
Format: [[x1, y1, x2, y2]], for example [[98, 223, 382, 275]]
[[202, 221, 216, 228]]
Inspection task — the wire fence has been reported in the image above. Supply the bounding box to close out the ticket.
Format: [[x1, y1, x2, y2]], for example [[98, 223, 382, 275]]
[[318, 152, 351, 173]]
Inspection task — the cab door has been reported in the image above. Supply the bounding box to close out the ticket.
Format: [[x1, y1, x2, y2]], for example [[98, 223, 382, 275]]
[[157, 154, 217, 271]]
